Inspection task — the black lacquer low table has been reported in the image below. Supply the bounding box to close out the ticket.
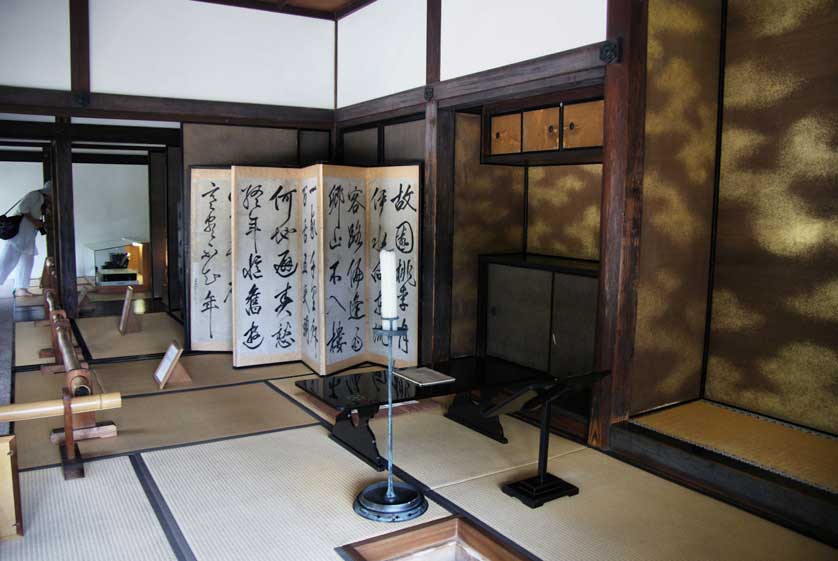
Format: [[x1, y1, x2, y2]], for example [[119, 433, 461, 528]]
[[295, 359, 608, 486]]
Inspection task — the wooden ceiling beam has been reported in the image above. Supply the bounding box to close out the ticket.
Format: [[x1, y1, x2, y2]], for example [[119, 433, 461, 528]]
[[0, 86, 334, 130]]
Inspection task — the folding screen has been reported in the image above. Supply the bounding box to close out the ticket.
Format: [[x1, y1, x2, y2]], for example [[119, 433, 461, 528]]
[[191, 164, 420, 375], [189, 167, 233, 351]]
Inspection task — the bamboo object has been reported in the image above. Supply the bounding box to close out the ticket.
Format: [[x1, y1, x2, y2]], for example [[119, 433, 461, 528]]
[[0, 393, 122, 423]]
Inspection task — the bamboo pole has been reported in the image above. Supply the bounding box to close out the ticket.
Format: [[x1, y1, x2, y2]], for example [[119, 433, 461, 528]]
[[0, 393, 121, 423]]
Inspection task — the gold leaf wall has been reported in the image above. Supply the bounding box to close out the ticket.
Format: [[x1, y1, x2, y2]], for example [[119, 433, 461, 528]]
[[450, 114, 524, 356], [526, 165, 602, 260], [705, 0, 838, 434], [630, 0, 721, 413]]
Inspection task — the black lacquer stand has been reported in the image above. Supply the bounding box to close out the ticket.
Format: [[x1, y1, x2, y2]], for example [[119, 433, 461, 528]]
[[496, 370, 608, 508], [501, 397, 578, 508], [353, 322, 428, 522]]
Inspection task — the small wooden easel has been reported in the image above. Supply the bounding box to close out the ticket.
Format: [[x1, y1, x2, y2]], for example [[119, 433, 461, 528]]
[[152, 341, 192, 389], [117, 286, 141, 335]]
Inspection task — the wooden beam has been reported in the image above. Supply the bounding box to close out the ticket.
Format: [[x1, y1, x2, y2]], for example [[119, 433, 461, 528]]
[[52, 123, 79, 318], [42, 149, 56, 260], [335, 0, 377, 19], [71, 153, 148, 165], [148, 152, 168, 300], [588, 0, 648, 450], [420, 101, 455, 366], [192, 0, 334, 20], [69, 0, 90, 97], [0, 120, 180, 145], [0, 87, 334, 129], [0, 150, 44, 162], [336, 42, 609, 124], [426, 0, 441, 84], [166, 146, 183, 315]]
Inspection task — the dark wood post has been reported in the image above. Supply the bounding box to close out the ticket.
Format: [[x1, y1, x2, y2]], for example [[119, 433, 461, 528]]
[[148, 151, 168, 300], [42, 148, 56, 261], [421, 99, 455, 366], [588, 0, 648, 449], [69, 0, 90, 99], [426, 0, 441, 84], [52, 120, 79, 318], [166, 147, 183, 315]]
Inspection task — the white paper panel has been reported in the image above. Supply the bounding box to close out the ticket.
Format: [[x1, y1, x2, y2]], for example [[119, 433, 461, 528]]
[[323, 173, 368, 369], [231, 167, 302, 367], [441, 0, 607, 80], [90, 0, 334, 108], [337, 0, 426, 108], [0, 0, 70, 90], [300, 172, 322, 371], [366, 169, 420, 366], [189, 168, 232, 351]]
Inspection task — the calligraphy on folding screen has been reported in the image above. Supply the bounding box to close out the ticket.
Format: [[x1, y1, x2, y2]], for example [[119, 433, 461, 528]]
[[320, 167, 367, 371], [366, 166, 420, 367], [231, 167, 302, 367], [300, 171, 321, 371], [189, 167, 232, 351]]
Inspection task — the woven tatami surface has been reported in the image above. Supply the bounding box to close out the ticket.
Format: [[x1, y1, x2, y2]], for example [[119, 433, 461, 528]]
[[438, 448, 835, 561], [74, 312, 183, 359], [142, 425, 448, 561], [0, 457, 176, 561], [94, 353, 311, 396], [631, 400, 838, 492]]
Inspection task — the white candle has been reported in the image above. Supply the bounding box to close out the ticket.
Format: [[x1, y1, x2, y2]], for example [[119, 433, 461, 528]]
[[380, 249, 398, 329]]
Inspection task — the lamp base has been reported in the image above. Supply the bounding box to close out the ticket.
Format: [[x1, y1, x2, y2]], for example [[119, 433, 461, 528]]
[[353, 481, 428, 523], [501, 473, 578, 508]]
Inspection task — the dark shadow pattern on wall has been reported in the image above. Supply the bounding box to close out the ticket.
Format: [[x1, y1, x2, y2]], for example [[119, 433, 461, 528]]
[[631, 0, 721, 414], [705, 0, 838, 434], [527, 165, 601, 260], [450, 114, 524, 357]]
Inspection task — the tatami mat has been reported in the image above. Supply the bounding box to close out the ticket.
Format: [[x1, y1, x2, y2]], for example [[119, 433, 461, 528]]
[[14, 322, 77, 367], [142, 425, 448, 561], [632, 400, 838, 492], [270, 375, 586, 489], [438, 449, 835, 561], [87, 290, 148, 302], [13, 294, 43, 308], [94, 353, 311, 396], [0, 457, 177, 561], [14, 375, 316, 469], [75, 312, 184, 359]]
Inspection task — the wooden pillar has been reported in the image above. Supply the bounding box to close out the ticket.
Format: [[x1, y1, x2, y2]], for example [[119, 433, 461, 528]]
[[420, 99, 455, 366], [52, 121, 79, 318], [69, 0, 90, 99], [166, 146, 182, 314], [148, 151, 168, 300], [426, 0, 441, 84], [588, 0, 648, 449], [42, 148, 56, 261]]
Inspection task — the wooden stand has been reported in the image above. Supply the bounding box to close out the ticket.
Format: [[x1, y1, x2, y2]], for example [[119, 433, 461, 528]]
[[77, 287, 94, 311], [153, 341, 192, 389], [118, 286, 142, 335], [0, 436, 22, 541]]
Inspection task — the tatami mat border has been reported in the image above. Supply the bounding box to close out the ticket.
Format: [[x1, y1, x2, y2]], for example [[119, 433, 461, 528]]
[[131, 455, 199, 561], [18, 419, 323, 473]]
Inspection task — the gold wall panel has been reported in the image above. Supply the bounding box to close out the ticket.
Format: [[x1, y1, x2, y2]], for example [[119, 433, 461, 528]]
[[705, 0, 838, 434], [526, 165, 601, 260], [451, 114, 525, 356], [630, 0, 722, 414]]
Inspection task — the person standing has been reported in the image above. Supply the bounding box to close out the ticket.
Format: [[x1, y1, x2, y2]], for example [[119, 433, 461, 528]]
[[0, 181, 51, 296]]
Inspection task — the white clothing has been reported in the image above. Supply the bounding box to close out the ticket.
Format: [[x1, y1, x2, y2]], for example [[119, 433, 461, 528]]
[[0, 242, 35, 289], [9, 190, 44, 256]]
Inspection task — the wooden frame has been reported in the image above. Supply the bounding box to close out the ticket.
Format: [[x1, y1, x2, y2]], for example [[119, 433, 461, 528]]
[[152, 341, 192, 389], [480, 85, 604, 166], [588, 0, 649, 449]]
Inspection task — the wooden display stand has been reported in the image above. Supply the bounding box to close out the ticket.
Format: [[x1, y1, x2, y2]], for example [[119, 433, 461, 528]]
[[0, 393, 122, 539], [0, 436, 22, 541], [117, 286, 141, 335], [152, 341, 192, 389]]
